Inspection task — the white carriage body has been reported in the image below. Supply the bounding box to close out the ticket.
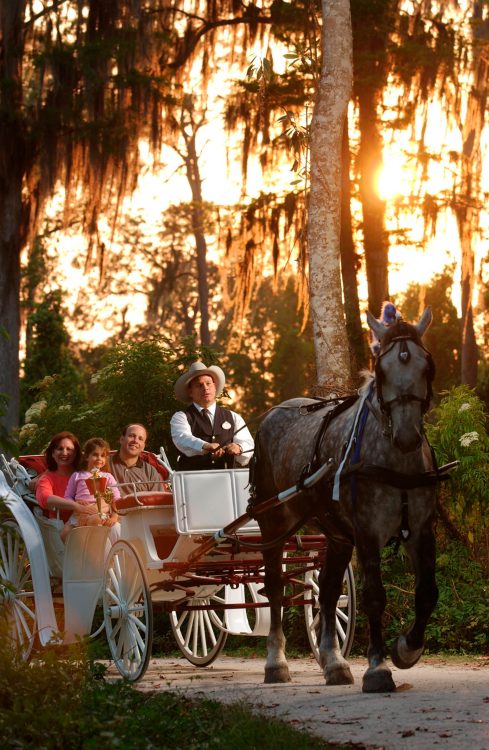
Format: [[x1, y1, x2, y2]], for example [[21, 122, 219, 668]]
[[1, 452, 354, 679], [0, 460, 268, 643]]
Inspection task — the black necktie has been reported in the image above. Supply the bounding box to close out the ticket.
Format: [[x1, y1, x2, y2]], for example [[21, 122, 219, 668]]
[[202, 408, 213, 426]]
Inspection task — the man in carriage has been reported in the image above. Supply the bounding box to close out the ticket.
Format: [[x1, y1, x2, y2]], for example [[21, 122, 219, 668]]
[[109, 422, 165, 494], [170, 361, 254, 471]]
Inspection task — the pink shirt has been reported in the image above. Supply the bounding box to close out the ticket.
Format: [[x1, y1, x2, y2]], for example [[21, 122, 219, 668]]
[[36, 471, 71, 521], [64, 471, 121, 504]]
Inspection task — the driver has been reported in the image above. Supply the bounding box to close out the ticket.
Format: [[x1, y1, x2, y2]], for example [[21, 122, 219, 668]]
[[170, 361, 254, 471]]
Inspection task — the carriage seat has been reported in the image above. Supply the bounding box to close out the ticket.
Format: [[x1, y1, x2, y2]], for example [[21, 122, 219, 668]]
[[113, 488, 173, 511]]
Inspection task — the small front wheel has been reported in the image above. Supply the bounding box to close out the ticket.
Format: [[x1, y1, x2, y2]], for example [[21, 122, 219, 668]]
[[103, 541, 153, 681], [304, 562, 356, 663], [170, 590, 228, 666]]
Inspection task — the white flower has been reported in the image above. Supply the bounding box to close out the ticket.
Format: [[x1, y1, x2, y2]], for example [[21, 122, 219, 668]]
[[57, 404, 72, 412], [459, 431, 479, 447], [459, 403, 471, 412], [19, 423, 38, 442], [24, 400, 47, 423]]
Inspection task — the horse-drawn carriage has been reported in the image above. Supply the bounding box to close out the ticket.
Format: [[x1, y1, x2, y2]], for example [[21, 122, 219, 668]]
[[0, 450, 356, 681]]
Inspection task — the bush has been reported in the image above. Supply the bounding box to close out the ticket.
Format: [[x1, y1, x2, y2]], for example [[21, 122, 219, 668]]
[[18, 336, 221, 459], [425, 385, 489, 567], [351, 538, 488, 656]]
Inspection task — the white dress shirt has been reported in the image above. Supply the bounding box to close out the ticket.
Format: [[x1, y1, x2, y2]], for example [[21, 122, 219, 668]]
[[170, 402, 254, 466]]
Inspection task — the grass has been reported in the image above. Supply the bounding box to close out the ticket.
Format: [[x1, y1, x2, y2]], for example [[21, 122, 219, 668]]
[[0, 638, 356, 750]]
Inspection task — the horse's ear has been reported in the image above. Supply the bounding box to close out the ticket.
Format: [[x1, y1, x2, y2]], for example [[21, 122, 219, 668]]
[[415, 307, 433, 338], [366, 310, 387, 342]]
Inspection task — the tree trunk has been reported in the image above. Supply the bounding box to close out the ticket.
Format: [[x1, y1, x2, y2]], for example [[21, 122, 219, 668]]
[[0, 2, 27, 434], [183, 127, 211, 346], [357, 87, 389, 315], [456, 1, 488, 387], [308, 0, 353, 393], [340, 115, 367, 375]]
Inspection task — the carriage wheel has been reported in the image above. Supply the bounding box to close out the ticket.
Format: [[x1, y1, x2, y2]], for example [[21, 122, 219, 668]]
[[103, 540, 153, 682], [169, 589, 228, 666], [0, 521, 37, 660], [304, 562, 356, 663]]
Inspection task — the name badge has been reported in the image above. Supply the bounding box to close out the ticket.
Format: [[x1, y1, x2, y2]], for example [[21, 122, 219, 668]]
[[222, 421, 232, 430]]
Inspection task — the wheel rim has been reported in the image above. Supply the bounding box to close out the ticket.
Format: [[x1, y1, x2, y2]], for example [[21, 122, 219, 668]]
[[103, 541, 153, 681], [170, 590, 227, 666], [304, 562, 356, 663], [0, 522, 37, 660]]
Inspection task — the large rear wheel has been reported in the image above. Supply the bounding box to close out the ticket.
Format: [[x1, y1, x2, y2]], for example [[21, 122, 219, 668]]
[[170, 590, 228, 666], [103, 541, 153, 681], [304, 562, 356, 663], [0, 521, 37, 660]]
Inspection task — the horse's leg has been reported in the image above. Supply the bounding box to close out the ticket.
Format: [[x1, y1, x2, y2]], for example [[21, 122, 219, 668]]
[[319, 539, 355, 685], [391, 526, 438, 669], [263, 544, 291, 683], [356, 538, 396, 693]]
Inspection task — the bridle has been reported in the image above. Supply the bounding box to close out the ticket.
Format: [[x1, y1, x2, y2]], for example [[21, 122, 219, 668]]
[[374, 334, 435, 418]]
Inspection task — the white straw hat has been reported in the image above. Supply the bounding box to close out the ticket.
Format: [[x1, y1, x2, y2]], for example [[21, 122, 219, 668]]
[[174, 361, 226, 403]]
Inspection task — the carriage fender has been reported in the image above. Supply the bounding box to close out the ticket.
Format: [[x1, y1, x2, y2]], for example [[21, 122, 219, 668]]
[[224, 582, 272, 637], [0, 472, 59, 646], [62, 525, 110, 644]]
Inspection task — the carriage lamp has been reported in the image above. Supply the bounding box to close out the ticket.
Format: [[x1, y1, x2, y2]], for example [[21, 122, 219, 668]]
[[86, 469, 113, 521]]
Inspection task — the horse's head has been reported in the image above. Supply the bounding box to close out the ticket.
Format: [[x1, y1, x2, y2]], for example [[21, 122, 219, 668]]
[[366, 307, 435, 453]]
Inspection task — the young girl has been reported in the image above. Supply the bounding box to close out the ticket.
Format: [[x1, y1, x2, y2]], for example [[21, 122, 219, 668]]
[[61, 437, 121, 543]]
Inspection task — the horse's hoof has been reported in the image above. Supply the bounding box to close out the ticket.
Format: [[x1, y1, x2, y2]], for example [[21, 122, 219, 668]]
[[325, 664, 354, 686], [391, 635, 424, 669], [264, 665, 291, 683], [362, 665, 396, 693]]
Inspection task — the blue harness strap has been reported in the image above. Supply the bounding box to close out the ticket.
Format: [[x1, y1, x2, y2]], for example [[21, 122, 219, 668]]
[[349, 385, 373, 510], [332, 381, 374, 501]]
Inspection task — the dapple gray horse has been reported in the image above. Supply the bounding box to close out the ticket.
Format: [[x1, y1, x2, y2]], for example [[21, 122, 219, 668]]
[[252, 309, 439, 692]]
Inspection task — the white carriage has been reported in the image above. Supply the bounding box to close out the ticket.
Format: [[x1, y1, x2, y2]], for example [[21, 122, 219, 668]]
[[0, 451, 356, 681]]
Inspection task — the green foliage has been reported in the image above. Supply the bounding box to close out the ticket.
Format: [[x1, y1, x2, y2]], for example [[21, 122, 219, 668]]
[[0, 631, 351, 750], [0, 393, 17, 455], [425, 385, 489, 564], [368, 540, 488, 654], [221, 277, 315, 419], [398, 269, 460, 394], [19, 335, 220, 460]]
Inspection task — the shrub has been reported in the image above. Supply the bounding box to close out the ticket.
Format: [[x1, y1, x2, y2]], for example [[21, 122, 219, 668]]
[[425, 385, 489, 567], [18, 336, 220, 458]]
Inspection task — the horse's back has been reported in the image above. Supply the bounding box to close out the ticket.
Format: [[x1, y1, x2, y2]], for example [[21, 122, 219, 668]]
[[256, 397, 331, 494]]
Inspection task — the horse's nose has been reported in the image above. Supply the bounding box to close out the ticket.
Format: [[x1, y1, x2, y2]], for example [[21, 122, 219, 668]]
[[393, 428, 423, 453]]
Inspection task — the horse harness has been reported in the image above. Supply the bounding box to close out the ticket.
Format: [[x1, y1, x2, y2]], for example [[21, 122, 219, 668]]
[[375, 331, 436, 419], [289, 331, 441, 544]]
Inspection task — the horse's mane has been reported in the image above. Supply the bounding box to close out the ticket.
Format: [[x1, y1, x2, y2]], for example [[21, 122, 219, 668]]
[[382, 320, 421, 347], [358, 369, 374, 393]]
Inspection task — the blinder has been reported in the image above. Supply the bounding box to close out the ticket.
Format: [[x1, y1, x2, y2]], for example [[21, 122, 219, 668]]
[[375, 334, 435, 417]]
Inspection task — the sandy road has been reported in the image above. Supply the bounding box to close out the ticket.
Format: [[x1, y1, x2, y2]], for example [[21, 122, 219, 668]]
[[116, 655, 489, 750]]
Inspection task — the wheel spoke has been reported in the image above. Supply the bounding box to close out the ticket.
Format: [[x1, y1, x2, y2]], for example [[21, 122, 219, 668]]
[[128, 612, 147, 634], [105, 585, 121, 606], [185, 611, 196, 649], [197, 612, 208, 656], [14, 597, 36, 622], [202, 610, 218, 648]]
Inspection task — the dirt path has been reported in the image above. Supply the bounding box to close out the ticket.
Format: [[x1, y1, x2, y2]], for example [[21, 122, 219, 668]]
[[125, 655, 488, 750]]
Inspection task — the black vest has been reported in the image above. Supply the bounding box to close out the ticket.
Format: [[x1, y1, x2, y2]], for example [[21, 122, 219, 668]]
[[177, 405, 235, 471]]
